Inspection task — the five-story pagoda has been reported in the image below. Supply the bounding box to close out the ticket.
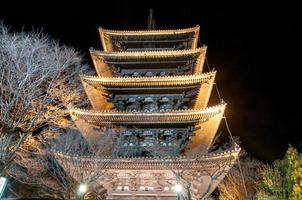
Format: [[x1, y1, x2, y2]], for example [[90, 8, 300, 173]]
[[54, 23, 240, 199]]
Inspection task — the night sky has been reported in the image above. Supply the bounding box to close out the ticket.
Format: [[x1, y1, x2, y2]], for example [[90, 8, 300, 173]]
[[1, 1, 300, 162]]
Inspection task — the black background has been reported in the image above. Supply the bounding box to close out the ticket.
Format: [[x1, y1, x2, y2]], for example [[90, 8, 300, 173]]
[[1, 1, 300, 162]]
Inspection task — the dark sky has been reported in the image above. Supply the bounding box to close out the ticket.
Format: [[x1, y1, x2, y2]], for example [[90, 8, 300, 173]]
[[1, 1, 300, 162]]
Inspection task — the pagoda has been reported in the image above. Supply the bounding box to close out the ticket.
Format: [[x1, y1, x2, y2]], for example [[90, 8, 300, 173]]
[[54, 23, 240, 199]]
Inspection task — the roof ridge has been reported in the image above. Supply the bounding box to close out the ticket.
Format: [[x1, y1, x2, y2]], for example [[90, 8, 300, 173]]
[[89, 47, 207, 56], [68, 102, 226, 114], [52, 145, 240, 162], [80, 71, 216, 80], [99, 25, 200, 34]]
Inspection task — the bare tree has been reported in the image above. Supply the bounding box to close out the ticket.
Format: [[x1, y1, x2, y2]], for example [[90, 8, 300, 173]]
[[0, 22, 90, 175], [51, 127, 115, 199], [8, 127, 109, 199]]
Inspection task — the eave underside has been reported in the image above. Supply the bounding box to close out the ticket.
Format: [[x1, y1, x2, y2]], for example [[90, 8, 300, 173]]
[[90, 48, 206, 77], [54, 146, 240, 170], [80, 72, 215, 111], [69, 103, 224, 125], [81, 72, 215, 88], [90, 48, 205, 60], [99, 26, 200, 36], [69, 104, 225, 154]]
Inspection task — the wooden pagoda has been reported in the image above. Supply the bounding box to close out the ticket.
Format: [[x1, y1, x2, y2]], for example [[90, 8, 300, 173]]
[[54, 25, 240, 200]]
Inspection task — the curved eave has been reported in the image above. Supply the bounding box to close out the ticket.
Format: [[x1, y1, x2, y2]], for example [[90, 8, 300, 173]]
[[53, 145, 240, 170], [69, 103, 225, 125], [99, 25, 200, 36], [81, 71, 216, 88], [90, 47, 206, 59]]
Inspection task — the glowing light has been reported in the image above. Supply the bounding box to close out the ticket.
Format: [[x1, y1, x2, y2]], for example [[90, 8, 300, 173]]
[[0, 177, 8, 198], [173, 184, 182, 193], [78, 184, 88, 194]]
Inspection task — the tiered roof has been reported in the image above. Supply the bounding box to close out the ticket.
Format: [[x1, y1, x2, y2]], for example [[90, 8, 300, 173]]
[[99, 26, 200, 52], [53, 146, 240, 199], [81, 72, 215, 88], [90, 48, 206, 77], [81, 71, 216, 110], [69, 103, 224, 125], [54, 145, 240, 170]]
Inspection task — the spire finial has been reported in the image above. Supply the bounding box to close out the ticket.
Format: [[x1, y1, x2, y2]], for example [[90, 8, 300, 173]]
[[148, 9, 155, 30]]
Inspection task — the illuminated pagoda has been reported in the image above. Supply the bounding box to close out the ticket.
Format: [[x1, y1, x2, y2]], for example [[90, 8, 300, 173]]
[[54, 23, 240, 199]]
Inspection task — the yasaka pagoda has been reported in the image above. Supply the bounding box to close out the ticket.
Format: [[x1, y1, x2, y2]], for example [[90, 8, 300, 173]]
[[54, 23, 241, 199]]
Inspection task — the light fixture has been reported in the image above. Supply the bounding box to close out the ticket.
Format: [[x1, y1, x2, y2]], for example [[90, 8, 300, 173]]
[[174, 184, 182, 193], [0, 177, 8, 198], [78, 184, 88, 194]]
